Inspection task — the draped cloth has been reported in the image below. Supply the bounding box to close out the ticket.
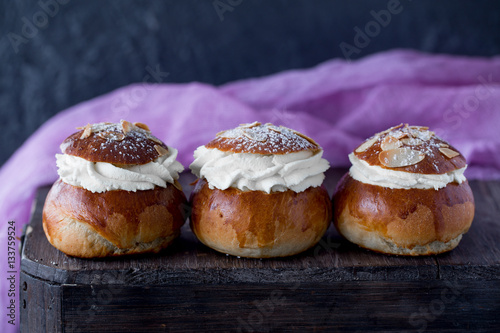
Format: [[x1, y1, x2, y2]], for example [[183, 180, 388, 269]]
[[1, 50, 500, 331]]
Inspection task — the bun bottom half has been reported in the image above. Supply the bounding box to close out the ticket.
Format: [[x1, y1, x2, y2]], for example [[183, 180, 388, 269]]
[[190, 179, 332, 258], [43, 179, 187, 258], [333, 174, 474, 256]]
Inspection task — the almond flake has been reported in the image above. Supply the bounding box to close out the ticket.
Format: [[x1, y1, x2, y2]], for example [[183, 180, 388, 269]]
[[121, 120, 133, 134], [439, 147, 459, 159], [216, 130, 227, 137], [242, 131, 254, 140], [239, 121, 261, 128], [98, 131, 124, 141], [379, 124, 404, 135], [414, 130, 434, 141], [242, 130, 267, 142], [400, 137, 424, 146], [114, 133, 125, 141], [133, 122, 150, 132], [391, 131, 408, 140], [80, 124, 92, 139], [355, 136, 379, 153], [150, 136, 163, 144], [216, 129, 239, 139], [155, 145, 169, 156], [293, 130, 318, 146], [269, 127, 282, 134], [380, 135, 402, 151], [439, 142, 449, 148], [379, 148, 425, 168], [409, 126, 429, 131]]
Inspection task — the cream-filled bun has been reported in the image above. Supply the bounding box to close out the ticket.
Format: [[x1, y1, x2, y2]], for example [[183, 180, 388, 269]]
[[189, 122, 332, 258], [333, 124, 475, 256], [43, 120, 187, 258]]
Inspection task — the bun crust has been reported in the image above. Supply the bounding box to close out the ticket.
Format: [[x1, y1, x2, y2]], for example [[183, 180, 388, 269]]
[[354, 124, 466, 174], [190, 179, 332, 258], [61, 121, 168, 165], [206, 122, 320, 154], [333, 174, 475, 255], [43, 179, 187, 258]]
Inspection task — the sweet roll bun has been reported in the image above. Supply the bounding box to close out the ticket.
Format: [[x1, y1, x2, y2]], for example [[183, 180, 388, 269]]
[[189, 122, 332, 258], [43, 120, 187, 258], [333, 124, 475, 255]]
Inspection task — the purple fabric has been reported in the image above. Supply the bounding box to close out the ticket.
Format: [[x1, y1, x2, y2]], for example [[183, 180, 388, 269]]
[[1, 49, 500, 331]]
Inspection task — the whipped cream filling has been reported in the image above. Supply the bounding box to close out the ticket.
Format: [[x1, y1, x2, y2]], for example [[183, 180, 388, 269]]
[[348, 153, 466, 190], [57, 146, 184, 193], [190, 146, 330, 193]]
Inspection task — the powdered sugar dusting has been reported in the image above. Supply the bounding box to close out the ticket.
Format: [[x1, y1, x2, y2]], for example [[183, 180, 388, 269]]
[[62, 121, 168, 164], [211, 122, 319, 154], [354, 124, 465, 174], [91, 122, 163, 157], [357, 124, 445, 158], [379, 147, 425, 168]]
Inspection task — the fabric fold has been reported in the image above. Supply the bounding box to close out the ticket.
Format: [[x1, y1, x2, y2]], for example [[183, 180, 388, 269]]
[[1, 49, 500, 332]]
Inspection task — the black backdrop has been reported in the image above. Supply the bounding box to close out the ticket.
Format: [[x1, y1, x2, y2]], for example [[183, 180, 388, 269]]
[[1, 0, 499, 166]]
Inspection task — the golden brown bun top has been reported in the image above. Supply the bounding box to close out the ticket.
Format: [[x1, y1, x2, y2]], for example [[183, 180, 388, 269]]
[[205, 121, 320, 154], [353, 124, 466, 175], [60, 120, 169, 165]]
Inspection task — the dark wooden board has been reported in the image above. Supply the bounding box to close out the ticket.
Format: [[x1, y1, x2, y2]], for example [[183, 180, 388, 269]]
[[20, 168, 500, 332], [56, 280, 500, 333]]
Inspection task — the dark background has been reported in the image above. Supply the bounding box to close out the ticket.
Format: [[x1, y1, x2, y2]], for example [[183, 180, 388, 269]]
[[1, 0, 499, 167]]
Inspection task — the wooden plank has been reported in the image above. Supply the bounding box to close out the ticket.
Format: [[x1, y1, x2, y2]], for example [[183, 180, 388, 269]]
[[59, 281, 500, 333], [20, 272, 63, 333]]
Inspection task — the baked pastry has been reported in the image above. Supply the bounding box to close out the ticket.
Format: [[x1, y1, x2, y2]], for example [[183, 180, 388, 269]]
[[43, 120, 187, 258], [189, 122, 332, 258], [333, 124, 475, 256]]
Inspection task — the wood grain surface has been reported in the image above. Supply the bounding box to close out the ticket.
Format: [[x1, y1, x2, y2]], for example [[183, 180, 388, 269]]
[[20, 168, 500, 332]]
